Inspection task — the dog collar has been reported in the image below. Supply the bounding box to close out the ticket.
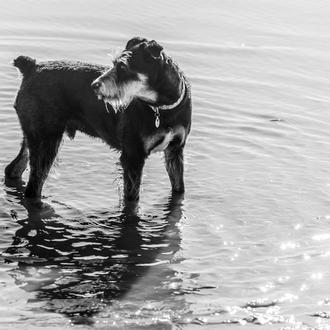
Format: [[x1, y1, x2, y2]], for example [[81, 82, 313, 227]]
[[149, 81, 186, 128]]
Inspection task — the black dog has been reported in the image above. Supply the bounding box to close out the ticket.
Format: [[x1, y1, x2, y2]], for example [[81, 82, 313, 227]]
[[5, 37, 192, 201]]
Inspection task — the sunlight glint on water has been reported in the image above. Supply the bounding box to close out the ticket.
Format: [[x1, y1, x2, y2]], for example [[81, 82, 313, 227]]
[[1, 0, 330, 329]]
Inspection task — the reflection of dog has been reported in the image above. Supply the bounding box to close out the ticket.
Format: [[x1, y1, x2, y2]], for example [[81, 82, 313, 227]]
[[4, 177, 184, 321], [5, 37, 192, 201]]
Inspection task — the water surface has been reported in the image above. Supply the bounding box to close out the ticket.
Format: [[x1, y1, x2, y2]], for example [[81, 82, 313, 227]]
[[1, 1, 330, 329]]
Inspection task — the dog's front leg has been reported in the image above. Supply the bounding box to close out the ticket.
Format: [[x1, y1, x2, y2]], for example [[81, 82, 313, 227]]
[[164, 145, 185, 194], [120, 152, 146, 201]]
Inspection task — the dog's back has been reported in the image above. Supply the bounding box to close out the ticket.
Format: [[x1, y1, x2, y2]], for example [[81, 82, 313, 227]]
[[13, 56, 120, 146], [8, 56, 123, 197]]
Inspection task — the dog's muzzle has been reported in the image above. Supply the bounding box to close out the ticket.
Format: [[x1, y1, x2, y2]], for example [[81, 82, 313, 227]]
[[91, 79, 105, 100], [91, 77, 129, 113]]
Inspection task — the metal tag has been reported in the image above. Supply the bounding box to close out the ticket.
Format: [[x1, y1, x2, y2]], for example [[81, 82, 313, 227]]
[[154, 109, 160, 128], [155, 116, 160, 128]]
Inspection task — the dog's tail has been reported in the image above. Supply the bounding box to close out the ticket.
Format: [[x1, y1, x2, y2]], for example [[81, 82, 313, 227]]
[[13, 56, 36, 77]]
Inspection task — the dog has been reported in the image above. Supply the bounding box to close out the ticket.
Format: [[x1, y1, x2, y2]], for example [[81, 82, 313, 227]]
[[5, 37, 192, 201]]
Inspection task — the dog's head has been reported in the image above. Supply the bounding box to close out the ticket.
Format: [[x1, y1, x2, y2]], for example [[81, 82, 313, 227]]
[[91, 37, 165, 112]]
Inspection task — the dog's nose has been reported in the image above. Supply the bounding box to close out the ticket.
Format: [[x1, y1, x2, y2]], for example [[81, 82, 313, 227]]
[[91, 80, 101, 91]]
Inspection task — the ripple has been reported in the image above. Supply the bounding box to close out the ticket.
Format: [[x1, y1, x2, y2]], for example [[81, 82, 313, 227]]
[[1, 0, 330, 328]]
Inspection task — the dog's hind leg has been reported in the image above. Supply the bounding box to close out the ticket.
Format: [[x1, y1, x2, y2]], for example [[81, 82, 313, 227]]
[[25, 134, 63, 198], [5, 137, 29, 179], [164, 145, 185, 194]]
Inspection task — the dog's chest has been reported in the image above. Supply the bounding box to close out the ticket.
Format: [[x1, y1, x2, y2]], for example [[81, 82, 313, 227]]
[[143, 126, 185, 154]]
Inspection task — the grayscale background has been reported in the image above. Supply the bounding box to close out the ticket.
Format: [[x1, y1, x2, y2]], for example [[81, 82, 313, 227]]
[[1, 1, 330, 329]]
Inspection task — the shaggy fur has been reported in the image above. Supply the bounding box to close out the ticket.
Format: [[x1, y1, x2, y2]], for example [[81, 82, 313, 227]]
[[5, 37, 192, 201]]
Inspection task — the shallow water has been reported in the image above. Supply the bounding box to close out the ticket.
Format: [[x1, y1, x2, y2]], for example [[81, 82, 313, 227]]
[[1, 0, 330, 329]]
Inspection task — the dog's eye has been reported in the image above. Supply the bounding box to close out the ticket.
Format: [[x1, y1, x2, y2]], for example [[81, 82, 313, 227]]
[[118, 62, 128, 73]]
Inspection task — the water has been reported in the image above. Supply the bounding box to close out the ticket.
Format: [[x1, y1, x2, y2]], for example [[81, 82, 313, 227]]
[[1, 0, 330, 329]]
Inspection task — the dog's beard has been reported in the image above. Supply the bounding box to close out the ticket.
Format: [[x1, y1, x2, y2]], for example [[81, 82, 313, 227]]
[[103, 97, 130, 113], [98, 78, 133, 113], [101, 74, 157, 113]]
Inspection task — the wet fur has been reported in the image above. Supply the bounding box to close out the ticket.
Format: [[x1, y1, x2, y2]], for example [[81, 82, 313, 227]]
[[6, 38, 192, 201]]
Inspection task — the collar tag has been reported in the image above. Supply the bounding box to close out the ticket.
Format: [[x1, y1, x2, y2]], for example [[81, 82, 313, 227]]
[[149, 80, 186, 129], [155, 109, 160, 128]]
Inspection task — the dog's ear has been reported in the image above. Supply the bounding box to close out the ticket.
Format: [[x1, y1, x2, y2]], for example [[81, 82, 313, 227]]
[[125, 37, 148, 50], [146, 40, 163, 59]]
